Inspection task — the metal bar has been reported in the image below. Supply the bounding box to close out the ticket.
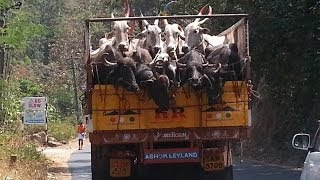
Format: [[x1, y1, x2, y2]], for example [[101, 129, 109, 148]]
[[246, 18, 250, 60], [85, 14, 249, 22], [84, 21, 90, 65]]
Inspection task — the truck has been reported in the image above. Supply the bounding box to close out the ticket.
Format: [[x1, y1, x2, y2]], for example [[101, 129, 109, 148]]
[[83, 14, 252, 180]]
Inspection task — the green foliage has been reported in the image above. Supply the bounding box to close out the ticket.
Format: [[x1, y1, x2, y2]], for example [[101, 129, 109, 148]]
[[19, 79, 43, 96], [231, 0, 319, 163], [0, 80, 23, 131], [0, 132, 44, 161], [0, 11, 44, 50], [48, 118, 76, 142], [0, 0, 11, 10], [48, 87, 75, 117]]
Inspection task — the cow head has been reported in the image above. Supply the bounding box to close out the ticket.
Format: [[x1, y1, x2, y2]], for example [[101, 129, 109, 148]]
[[183, 4, 212, 53], [104, 48, 139, 92], [163, 19, 185, 56], [177, 50, 210, 89], [149, 73, 170, 111], [140, 15, 162, 55], [111, 0, 134, 51], [149, 53, 180, 87]]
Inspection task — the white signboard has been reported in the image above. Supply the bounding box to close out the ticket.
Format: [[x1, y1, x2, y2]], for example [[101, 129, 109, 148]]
[[23, 111, 46, 125], [24, 97, 46, 111]]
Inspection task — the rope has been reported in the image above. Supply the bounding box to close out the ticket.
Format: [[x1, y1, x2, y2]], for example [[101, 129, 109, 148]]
[[94, 64, 104, 101], [247, 80, 261, 99]]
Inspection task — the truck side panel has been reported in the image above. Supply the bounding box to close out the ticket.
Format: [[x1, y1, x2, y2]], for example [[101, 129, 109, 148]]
[[91, 81, 249, 130]]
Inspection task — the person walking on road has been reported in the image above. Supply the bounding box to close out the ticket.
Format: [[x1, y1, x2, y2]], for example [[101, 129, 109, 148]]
[[77, 122, 86, 150]]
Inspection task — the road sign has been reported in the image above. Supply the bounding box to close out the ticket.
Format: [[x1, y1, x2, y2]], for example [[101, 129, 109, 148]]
[[23, 111, 46, 125], [24, 97, 46, 111]]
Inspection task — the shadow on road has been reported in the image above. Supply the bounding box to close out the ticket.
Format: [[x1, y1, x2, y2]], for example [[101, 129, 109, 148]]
[[68, 159, 91, 163], [68, 144, 92, 180]]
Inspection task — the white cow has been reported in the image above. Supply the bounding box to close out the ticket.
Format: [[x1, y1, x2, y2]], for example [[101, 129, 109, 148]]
[[183, 4, 226, 54]]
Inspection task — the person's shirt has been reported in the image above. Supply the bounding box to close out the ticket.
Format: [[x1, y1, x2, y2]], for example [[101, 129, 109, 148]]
[[77, 124, 86, 134]]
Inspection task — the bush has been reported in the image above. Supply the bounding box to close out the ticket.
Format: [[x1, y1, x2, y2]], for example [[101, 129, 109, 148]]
[[48, 118, 76, 142], [0, 132, 43, 160], [0, 132, 47, 179]]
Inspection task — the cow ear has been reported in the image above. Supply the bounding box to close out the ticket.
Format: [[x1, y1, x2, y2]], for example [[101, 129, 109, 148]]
[[132, 49, 138, 56], [179, 33, 185, 40], [136, 32, 146, 39], [106, 32, 114, 39], [200, 28, 210, 34]]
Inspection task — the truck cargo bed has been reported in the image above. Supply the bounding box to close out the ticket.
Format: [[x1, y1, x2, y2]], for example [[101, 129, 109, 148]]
[[91, 81, 250, 131]]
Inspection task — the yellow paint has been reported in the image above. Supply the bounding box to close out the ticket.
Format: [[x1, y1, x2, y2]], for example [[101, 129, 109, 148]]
[[110, 159, 131, 177], [92, 81, 250, 130]]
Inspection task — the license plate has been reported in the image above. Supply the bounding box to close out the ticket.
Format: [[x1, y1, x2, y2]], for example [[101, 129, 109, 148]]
[[204, 161, 225, 171], [110, 159, 131, 177], [203, 148, 225, 171]]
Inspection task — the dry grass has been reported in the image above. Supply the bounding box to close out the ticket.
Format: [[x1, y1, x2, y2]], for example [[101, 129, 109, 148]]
[[0, 132, 48, 180], [0, 120, 77, 179], [0, 159, 48, 180]]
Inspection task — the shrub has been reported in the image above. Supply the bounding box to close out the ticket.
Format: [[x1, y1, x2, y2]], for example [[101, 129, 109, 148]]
[[48, 117, 76, 142]]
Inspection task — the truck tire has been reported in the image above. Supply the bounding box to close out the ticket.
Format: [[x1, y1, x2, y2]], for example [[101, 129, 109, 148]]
[[91, 144, 99, 180], [201, 165, 233, 180], [92, 144, 140, 180], [224, 165, 233, 180], [91, 144, 110, 180]]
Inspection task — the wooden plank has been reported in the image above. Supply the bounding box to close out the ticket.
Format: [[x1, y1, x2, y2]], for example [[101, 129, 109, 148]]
[[218, 18, 246, 36]]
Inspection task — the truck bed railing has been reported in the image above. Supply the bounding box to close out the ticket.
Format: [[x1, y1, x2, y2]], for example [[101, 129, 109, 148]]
[[85, 14, 248, 23]]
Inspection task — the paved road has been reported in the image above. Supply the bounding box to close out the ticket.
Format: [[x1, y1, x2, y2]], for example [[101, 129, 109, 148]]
[[68, 144, 302, 180], [233, 160, 301, 180], [68, 144, 92, 180]]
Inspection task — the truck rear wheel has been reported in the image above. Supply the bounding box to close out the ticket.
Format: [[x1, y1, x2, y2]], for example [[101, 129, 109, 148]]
[[92, 144, 140, 180], [201, 166, 233, 180], [91, 144, 110, 180]]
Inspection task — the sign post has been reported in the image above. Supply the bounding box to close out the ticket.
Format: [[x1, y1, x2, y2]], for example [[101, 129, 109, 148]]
[[23, 97, 48, 143]]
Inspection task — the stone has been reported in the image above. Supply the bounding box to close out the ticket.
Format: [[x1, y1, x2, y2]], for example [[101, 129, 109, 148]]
[[47, 141, 62, 147], [31, 131, 47, 144], [48, 136, 56, 142]]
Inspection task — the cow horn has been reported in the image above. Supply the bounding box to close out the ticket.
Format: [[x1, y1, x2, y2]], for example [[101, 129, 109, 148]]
[[149, 59, 164, 66], [163, 19, 169, 26], [198, 6, 212, 24], [178, 25, 186, 40], [202, 74, 213, 88], [207, 63, 222, 72], [213, 63, 222, 73], [154, 19, 159, 26], [195, 4, 209, 23], [104, 58, 117, 66], [128, 17, 135, 34], [124, 0, 130, 17], [140, 10, 149, 27], [126, 4, 135, 34], [202, 61, 209, 67], [176, 61, 186, 68]]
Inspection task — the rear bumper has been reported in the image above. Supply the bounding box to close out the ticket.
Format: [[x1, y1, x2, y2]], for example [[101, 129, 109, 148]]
[[89, 126, 250, 144]]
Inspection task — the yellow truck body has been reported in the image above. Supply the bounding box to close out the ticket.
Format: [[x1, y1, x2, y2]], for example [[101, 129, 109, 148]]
[[92, 81, 249, 131]]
